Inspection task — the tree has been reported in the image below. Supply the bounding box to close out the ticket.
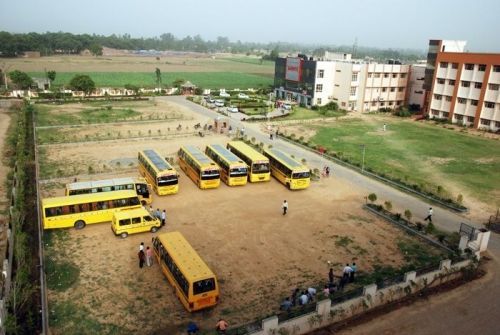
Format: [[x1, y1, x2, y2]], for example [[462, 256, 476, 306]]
[[368, 193, 377, 204], [384, 201, 392, 211], [47, 70, 56, 88], [172, 78, 185, 88], [89, 44, 103, 57], [404, 209, 412, 222], [8, 70, 33, 89], [124, 84, 140, 95], [155, 68, 162, 89], [69, 74, 95, 95]]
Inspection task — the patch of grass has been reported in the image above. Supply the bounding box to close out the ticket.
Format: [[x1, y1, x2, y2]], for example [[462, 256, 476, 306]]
[[397, 239, 444, 268], [310, 118, 500, 207], [281, 107, 346, 121], [45, 257, 80, 291], [335, 236, 354, 247], [28, 71, 273, 89], [35, 105, 141, 126]]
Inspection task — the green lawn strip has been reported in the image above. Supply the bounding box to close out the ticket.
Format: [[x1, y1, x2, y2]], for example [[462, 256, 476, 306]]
[[280, 107, 347, 121], [310, 118, 500, 206], [28, 71, 273, 89]]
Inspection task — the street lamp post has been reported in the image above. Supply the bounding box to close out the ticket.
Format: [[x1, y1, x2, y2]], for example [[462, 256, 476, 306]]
[[361, 144, 366, 173]]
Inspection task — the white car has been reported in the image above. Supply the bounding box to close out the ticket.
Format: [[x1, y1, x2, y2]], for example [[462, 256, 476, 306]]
[[219, 92, 231, 98], [238, 93, 250, 99], [214, 100, 224, 107], [227, 106, 239, 113], [282, 104, 292, 110]]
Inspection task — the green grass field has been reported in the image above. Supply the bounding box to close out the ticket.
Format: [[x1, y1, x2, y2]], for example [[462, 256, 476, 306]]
[[28, 71, 273, 89], [309, 118, 500, 206], [281, 107, 347, 120]]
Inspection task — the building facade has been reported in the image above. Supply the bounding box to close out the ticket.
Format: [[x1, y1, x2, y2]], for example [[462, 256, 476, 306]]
[[425, 40, 500, 131], [274, 55, 410, 112]]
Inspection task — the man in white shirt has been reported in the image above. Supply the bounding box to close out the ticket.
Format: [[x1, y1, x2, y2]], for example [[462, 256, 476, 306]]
[[424, 207, 433, 223], [282, 200, 288, 215]]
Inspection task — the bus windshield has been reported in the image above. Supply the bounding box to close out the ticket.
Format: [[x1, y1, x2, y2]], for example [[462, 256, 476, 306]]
[[230, 167, 248, 177], [158, 175, 178, 186], [292, 171, 310, 179], [193, 278, 216, 295], [252, 162, 270, 173], [136, 183, 149, 196], [201, 169, 220, 180]]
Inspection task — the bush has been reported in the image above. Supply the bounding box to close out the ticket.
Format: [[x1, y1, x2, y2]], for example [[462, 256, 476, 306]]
[[426, 222, 436, 234], [416, 222, 423, 231], [368, 193, 377, 203], [384, 201, 393, 211]]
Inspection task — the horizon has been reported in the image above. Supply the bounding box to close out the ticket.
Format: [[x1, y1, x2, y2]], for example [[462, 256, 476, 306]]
[[1, 0, 499, 53]]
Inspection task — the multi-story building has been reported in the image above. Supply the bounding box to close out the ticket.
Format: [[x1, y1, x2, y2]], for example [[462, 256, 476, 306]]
[[424, 40, 500, 131], [407, 63, 426, 109], [274, 55, 410, 112]]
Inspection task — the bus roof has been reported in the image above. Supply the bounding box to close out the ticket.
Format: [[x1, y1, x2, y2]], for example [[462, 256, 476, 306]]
[[42, 190, 138, 207], [113, 207, 152, 220], [142, 149, 174, 171], [208, 144, 245, 165], [157, 231, 215, 281], [182, 145, 217, 166], [66, 177, 145, 191], [227, 141, 268, 162], [265, 148, 307, 170]]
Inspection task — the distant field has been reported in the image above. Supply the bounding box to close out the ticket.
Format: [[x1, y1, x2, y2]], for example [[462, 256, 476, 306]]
[[28, 71, 273, 89], [305, 118, 500, 207]]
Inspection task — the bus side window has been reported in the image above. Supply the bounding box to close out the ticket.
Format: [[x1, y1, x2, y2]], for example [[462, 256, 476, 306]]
[[69, 205, 76, 214], [143, 216, 154, 222], [119, 219, 131, 226], [132, 217, 141, 225], [45, 208, 56, 217]]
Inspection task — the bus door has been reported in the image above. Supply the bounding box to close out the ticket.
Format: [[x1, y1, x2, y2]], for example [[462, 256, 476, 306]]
[[136, 183, 151, 200]]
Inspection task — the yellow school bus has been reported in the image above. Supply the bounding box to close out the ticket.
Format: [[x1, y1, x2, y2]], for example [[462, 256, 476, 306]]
[[65, 177, 152, 205], [138, 149, 179, 195], [205, 144, 248, 186], [42, 190, 142, 229], [262, 148, 310, 190], [226, 141, 270, 183], [178, 145, 220, 189], [152, 231, 219, 312]]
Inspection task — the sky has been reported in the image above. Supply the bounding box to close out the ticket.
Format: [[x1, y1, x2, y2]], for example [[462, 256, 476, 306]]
[[1, 0, 499, 52]]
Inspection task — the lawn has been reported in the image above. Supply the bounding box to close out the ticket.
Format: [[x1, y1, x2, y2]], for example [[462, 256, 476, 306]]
[[309, 118, 500, 207], [28, 71, 273, 89], [281, 106, 347, 121]]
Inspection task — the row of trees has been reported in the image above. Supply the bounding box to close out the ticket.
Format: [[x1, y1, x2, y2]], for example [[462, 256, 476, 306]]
[[0, 31, 424, 61]]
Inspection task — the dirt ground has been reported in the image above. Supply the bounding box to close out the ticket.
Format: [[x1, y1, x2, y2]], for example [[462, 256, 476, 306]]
[[40, 101, 445, 334]]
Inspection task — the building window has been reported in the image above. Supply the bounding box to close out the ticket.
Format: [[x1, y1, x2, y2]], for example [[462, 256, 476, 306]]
[[485, 101, 495, 108], [440, 62, 448, 68], [434, 94, 442, 100], [374, 73, 381, 78], [431, 109, 439, 115], [437, 78, 445, 84], [396, 101, 402, 106], [384, 73, 389, 78], [317, 98, 322, 104], [317, 69, 324, 78], [400, 73, 406, 78], [493, 65, 500, 72], [449, 79, 456, 85], [452, 63, 458, 69], [442, 112, 449, 117], [382, 87, 387, 92], [352, 73, 358, 81], [336, 70, 341, 72], [474, 82, 482, 89], [334, 84, 339, 87], [457, 98, 466, 104], [488, 83, 499, 90], [398, 87, 404, 92], [389, 101, 394, 106], [470, 100, 478, 106], [392, 73, 397, 78], [390, 87, 395, 92], [461, 81, 470, 87], [455, 114, 463, 121], [467, 116, 474, 122], [371, 101, 376, 106], [478, 64, 486, 71], [315, 84, 323, 92], [380, 102, 385, 107], [480, 119, 491, 126], [496, 121, 500, 127], [464, 63, 474, 70], [368, 73, 372, 78], [350, 87, 357, 96], [445, 96, 452, 102]]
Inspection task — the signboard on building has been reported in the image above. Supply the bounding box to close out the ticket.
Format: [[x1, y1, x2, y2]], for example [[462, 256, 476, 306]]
[[285, 57, 303, 82]]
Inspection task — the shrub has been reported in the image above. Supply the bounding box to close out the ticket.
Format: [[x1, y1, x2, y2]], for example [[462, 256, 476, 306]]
[[457, 194, 463, 204], [416, 222, 423, 231], [426, 222, 436, 234], [368, 193, 377, 203], [404, 209, 412, 222], [384, 201, 393, 211]]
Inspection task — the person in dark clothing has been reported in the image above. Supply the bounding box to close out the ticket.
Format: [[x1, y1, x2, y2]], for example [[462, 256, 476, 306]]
[[328, 268, 334, 284], [138, 250, 145, 268], [291, 288, 300, 306]]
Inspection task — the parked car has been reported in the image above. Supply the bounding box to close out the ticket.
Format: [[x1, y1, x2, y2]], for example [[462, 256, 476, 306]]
[[238, 93, 250, 99], [215, 99, 224, 107], [282, 104, 292, 110], [227, 106, 239, 113], [219, 91, 231, 98]]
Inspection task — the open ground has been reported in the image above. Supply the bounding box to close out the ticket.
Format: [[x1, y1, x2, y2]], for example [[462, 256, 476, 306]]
[[38, 100, 449, 334]]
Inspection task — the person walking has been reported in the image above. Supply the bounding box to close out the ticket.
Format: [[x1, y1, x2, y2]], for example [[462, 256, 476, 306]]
[[424, 207, 433, 223], [139, 242, 144, 252], [343, 263, 353, 280], [328, 268, 334, 284], [146, 246, 153, 267], [282, 200, 288, 215], [187, 321, 199, 334], [161, 209, 167, 226], [383, 123, 387, 132], [155, 208, 161, 220], [349, 262, 357, 282], [138, 249, 146, 268], [215, 319, 229, 334]]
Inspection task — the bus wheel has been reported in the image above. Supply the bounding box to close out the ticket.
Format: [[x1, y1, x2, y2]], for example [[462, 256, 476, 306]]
[[120, 232, 128, 239], [74, 220, 86, 230], [150, 226, 158, 233]]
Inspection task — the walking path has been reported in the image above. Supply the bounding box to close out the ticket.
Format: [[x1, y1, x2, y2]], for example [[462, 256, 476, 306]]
[[162, 96, 500, 334]]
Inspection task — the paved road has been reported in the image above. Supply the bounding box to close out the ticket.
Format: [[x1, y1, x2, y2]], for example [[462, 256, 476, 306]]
[[163, 96, 500, 334]]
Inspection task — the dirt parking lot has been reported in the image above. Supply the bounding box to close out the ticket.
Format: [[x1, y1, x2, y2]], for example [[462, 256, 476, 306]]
[[40, 101, 445, 334]]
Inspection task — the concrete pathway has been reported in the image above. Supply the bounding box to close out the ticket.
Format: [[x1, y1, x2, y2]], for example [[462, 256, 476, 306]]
[[162, 96, 500, 334]]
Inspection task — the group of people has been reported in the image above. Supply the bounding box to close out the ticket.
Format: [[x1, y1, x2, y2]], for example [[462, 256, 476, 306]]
[[327, 262, 357, 292], [322, 166, 331, 177], [137, 242, 154, 268], [185, 318, 229, 334], [147, 206, 167, 226], [281, 287, 318, 311]]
